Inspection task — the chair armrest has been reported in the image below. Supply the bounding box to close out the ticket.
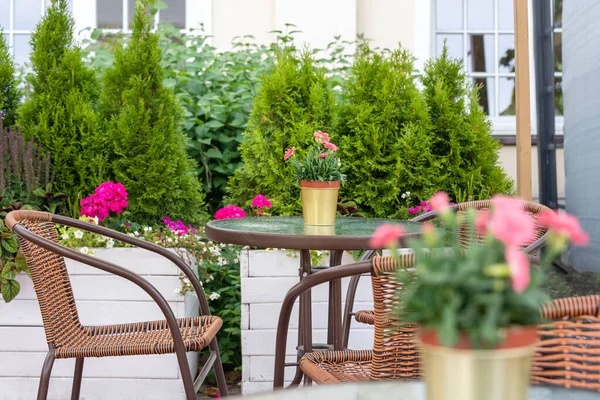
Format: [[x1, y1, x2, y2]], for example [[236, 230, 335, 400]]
[[273, 260, 372, 388]]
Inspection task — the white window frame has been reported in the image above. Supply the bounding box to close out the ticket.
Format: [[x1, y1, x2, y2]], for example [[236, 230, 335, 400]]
[[415, 0, 563, 136], [2, 0, 48, 64]]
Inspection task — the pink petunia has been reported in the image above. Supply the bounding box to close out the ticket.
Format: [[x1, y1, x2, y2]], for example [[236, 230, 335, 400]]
[[313, 131, 330, 144], [370, 224, 405, 248], [323, 142, 338, 151], [252, 194, 272, 209], [284, 147, 296, 161], [490, 195, 536, 248], [537, 211, 589, 246], [428, 191, 450, 213], [505, 246, 530, 294], [319, 153, 328, 158]]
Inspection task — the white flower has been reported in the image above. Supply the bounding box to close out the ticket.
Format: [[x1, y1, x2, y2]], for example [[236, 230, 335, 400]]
[[80, 247, 90, 255], [134, 231, 139, 236], [74, 230, 84, 239], [401, 193, 406, 199], [202, 247, 207, 253], [143, 226, 152, 232], [97, 235, 107, 242], [167, 238, 173, 243], [407, 191, 411, 196], [234, 258, 239, 263], [183, 278, 191, 285], [61, 233, 69, 240], [92, 216, 99, 225], [219, 243, 226, 248], [173, 288, 182, 296], [206, 274, 214, 282], [208, 292, 220, 301], [106, 239, 115, 249]]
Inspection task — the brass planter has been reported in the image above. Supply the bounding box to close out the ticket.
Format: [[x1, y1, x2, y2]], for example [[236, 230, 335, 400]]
[[300, 180, 340, 226], [419, 327, 537, 400]]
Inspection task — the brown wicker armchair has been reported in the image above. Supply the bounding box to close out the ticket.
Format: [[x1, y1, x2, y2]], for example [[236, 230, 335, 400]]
[[274, 255, 600, 391], [343, 200, 551, 345], [5, 210, 228, 400]]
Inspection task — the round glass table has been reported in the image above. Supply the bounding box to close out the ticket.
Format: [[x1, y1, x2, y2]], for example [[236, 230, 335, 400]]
[[205, 217, 421, 385], [239, 381, 599, 400]]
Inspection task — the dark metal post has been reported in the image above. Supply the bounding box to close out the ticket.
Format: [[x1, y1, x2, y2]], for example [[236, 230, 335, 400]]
[[533, 0, 558, 209]]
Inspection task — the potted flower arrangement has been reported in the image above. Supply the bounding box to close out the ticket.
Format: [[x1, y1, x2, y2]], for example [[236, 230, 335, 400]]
[[284, 131, 345, 226], [371, 192, 589, 400]]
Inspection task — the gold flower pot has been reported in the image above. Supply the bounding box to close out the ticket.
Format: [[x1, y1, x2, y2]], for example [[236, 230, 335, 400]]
[[300, 180, 340, 226], [419, 327, 537, 400]]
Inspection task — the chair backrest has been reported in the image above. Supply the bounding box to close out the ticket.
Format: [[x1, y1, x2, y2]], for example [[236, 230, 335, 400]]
[[7, 211, 84, 347], [369, 254, 421, 381]]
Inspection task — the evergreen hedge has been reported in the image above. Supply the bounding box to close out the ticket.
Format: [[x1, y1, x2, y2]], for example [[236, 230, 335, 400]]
[[228, 50, 337, 215], [0, 32, 20, 126], [99, 0, 207, 224], [18, 0, 105, 216], [421, 47, 513, 202], [336, 46, 441, 218]]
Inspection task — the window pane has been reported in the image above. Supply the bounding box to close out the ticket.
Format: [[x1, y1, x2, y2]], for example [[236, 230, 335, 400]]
[[13, 34, 31, 65], [436, 34, 463, 60], [467, 0, 493, 31], [499, 77, 516, 116], [555, 76, 563, 116], [498, 34, 515, 73], [554, 32, 562, 72], [498, 0, 514, 30], [467, 34, 494, 73], [436, 0, 463, 30], [15, 0, 41, 30], [473, 77, 495, 115], [0, 0, 9, 29], [554, 0, 562, 28], [97, 0, 123, 29], [128, 0, 136, 28], [161, 0, 185, 29]]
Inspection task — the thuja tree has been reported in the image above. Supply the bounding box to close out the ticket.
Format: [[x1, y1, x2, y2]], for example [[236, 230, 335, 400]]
[[18, 0, 105, 216], [336, 46, 440, 218], [0, 32, 20, 127], [228, 49, 336, 215], [421, 46, 513, 202], [99, 0, 206, 224]]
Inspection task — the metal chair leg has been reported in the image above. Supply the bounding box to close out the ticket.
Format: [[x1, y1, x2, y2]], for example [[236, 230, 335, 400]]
[[37, 349, 55, 400], [71, 358, 84, 400], [210, 338, 229, 397], [176, 350, 197, 400]]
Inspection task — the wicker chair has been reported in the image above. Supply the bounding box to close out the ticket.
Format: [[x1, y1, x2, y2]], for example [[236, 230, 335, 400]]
[[5, 210, 228, 400], [274, 255, 600, 391], [345, 200, 551, 338]]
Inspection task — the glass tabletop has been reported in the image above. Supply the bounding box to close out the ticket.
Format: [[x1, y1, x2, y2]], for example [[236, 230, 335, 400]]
[[205, 216, 421, 250]]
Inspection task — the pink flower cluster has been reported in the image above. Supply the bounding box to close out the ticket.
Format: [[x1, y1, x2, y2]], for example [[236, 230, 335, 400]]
[[215, 205, 246, 220], [80, 182, 128, 222], [252, 194, 272, 209], [162, 217, 197, 236], [408, 201, 433, 215]]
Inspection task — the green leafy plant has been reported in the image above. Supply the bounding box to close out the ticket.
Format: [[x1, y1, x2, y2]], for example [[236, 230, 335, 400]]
[[0, 31, 20, 126], [98, 0, 207, 225], [0, 217, 27, 303], [285, 131, 345, 182], [421, 45, 514, 200], [228, 49, 337, 215], [18, 0, 106, 217]]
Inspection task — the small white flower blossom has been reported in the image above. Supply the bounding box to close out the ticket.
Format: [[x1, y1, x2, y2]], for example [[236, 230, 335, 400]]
[[134, 231, 139, 236], [106, 239, 115, 249], [61, 233, 69, 240], [92, 216, 99, 225], [80, 247, 90, 255], [208, 292, 220, 301], [97, 235, 107, 242], [233, 258, 239, 263], [143, 226, 153, 232], [401, 193, 406, 199], [206, 274, 214, 282], [167, 237, 173, 243], [183, 278, 191, 285], [74, 230, 84, 239], [202, 247, 207, 253], [173, 288, 182, 296], [219, 243, 226, 248]]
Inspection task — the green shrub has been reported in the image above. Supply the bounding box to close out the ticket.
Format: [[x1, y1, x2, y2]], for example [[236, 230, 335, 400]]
[[228, 49, 337, 215], [0, 32, 20, 126], [336, 46, 440, 218], [99, 0, 207, 225], [18, 0, 105, 217], [421, 46, 513, 201]]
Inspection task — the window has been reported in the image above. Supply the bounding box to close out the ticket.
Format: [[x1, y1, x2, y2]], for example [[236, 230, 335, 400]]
[[0, 0, 66, 65], [96, 0, 186, 31], [434, 0, 563, 117]]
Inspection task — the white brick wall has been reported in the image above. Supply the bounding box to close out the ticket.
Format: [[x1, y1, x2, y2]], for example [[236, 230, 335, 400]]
[[241, 249, 375, 395], [0, 248, 198, 400]]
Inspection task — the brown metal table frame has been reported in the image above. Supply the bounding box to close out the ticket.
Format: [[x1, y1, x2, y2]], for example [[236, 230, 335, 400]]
[[205, 219, 420, 386]]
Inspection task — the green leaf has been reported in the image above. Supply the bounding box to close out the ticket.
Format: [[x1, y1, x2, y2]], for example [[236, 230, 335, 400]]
[[204, 148, 222, 159], [1, 279, 20, 303], [205, 120, 225, 129], [32, 188, 47, 197], [1, 236, 18, 254]]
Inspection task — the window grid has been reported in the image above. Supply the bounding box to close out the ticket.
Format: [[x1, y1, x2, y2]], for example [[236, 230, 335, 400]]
[[4, 0, 46, 56]]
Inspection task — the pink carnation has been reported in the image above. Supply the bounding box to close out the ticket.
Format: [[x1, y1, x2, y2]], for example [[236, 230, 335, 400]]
[[319, 153, 328, 159], [537, 211, 589, 245], [284, 147, 296, 161], [252, 194, 272, 209], [505, 246, 530, 294], [490, 195, 536, 248], [370, 224, 405, 248], [475, 209, 490, 235], [323, 142, 338, 151], [313, 131, 330, 144], [429, 191, 450, 212], [215, 205, 246, 220]]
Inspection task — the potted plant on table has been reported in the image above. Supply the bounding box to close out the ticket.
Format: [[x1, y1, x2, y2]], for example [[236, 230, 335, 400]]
[[284, 131, 345, 227], [371, 192, 589, 400]]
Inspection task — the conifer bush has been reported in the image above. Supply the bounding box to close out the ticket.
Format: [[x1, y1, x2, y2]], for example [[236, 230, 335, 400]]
[[336, 46, 441, 218], [228, 50, 336, 215], [99, 0, 206, 224], [421, 47, 513, 201], [0, 32, 20, 127], [18, 0, 105, 216]]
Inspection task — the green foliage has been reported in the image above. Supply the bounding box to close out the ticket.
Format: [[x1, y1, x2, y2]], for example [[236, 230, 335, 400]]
[[0, 32, 20, 126], [337, 46, 440, 218], [228, 50, 337, 215], [18, 0, 105, 217], [99, 0, 207, 225], [421, 45, 513, 200], [287, 138, 345, 182]]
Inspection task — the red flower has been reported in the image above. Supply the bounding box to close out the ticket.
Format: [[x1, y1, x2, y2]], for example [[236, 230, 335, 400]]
[[370, 224, 405, 248]]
